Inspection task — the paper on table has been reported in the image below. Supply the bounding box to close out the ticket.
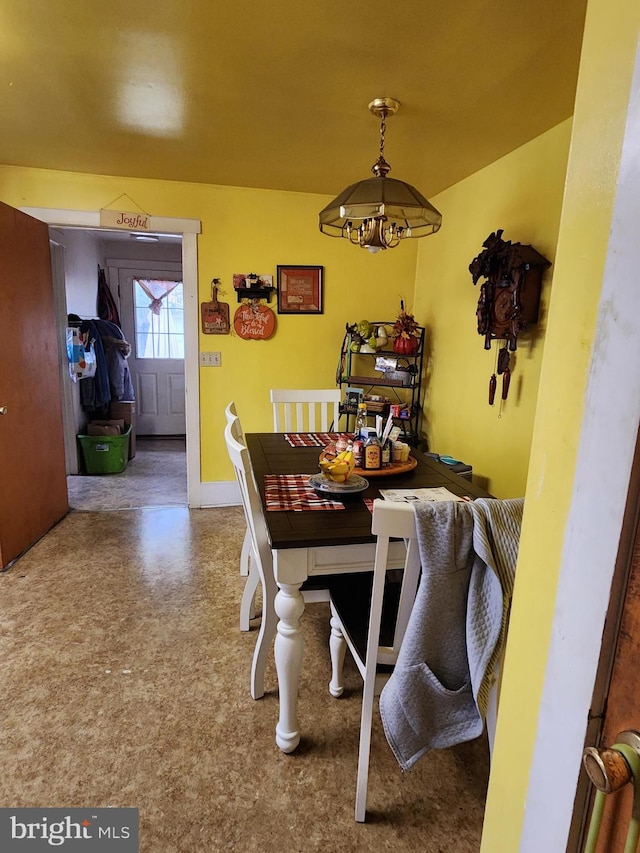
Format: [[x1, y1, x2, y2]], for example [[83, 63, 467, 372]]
[[378, 487, 470, 503]]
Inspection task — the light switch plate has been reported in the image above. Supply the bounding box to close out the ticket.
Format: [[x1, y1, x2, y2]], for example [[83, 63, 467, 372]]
[[200, 351, 221, 367]]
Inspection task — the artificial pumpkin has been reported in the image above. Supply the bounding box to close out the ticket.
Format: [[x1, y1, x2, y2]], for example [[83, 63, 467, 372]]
[[393, 334, 419, 355]]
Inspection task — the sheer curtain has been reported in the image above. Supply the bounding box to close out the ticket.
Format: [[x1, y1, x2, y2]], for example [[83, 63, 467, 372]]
[[134, 278, 183, 359]]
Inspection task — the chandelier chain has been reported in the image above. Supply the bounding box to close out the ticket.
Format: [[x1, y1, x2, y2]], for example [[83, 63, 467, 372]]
[[379, 112, 386, 160]]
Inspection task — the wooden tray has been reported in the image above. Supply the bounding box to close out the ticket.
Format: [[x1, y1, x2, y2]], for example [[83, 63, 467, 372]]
[[352, 456, 417, 478]]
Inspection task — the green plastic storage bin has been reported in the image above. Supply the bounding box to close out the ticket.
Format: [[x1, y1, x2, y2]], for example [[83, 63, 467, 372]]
[[78, 426, 131, 474]]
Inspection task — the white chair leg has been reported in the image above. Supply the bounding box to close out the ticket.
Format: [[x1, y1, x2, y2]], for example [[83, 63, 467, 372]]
[[485, 683, 498, 759], [485, 657, 504, 759], [240, 528, 251, 577], [250, 576, 278, 700], [328, 605, 346, 698], [355, 673, 377, 822], [240, 558, 259, 631]]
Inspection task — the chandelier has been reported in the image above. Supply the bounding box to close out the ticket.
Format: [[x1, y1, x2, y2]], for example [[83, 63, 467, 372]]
[[318, 97, 442, 252]]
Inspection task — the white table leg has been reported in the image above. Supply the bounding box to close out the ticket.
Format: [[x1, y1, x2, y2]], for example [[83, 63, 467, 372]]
[[274, 582, 305, 753]]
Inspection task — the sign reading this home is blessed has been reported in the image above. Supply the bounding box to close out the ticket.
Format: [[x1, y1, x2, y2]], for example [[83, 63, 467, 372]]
[[233, 303, 275, 340]]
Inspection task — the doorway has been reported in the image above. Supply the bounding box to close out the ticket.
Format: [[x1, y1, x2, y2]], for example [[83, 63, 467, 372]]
[[24, 207, 202, 509], [54, 229, 188, 510]]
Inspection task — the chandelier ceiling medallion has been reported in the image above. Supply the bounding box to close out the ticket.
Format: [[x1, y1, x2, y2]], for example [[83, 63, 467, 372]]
[[318, 97, 442, 252]]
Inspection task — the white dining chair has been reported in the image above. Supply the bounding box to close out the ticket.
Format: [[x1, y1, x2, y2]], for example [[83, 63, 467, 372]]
[[270, 388, 341, 433], [326, 500, 421, 822], [224, 402, 260, 632], [224, 420, 279, 700], [225, 402, 251, 578], [328, 497, 518, 822], [225, 409, 333, 699]]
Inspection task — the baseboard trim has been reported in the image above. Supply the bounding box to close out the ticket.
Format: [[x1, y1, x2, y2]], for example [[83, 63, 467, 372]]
[[194, 480, 241, 508]]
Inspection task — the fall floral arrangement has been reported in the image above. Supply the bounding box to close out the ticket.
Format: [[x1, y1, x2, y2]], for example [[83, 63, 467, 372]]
[[392, 302, 421, 354], [393, 306, 419, 338]]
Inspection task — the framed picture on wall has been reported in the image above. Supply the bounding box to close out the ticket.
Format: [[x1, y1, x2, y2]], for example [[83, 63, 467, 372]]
[[277, 265, 323, 314]]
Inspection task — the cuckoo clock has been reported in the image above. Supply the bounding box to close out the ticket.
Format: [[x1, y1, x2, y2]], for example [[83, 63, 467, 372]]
[[469, 230, 550, 405]]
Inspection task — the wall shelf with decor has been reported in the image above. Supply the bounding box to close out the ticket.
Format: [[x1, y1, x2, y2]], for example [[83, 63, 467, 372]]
[[337, 323, 425, 447], [235, 286, 275, 303]]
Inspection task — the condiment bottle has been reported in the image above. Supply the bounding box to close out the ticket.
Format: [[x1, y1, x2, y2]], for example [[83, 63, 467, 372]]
[[354, 402, 368, 438], [335, 434, 348, 454], [363, 429, 381, 470], [381, 436, 392, 467], [352, 436, 364, 468]]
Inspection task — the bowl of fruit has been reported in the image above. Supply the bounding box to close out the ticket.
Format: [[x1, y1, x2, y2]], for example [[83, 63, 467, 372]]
[[311, 444, 369, 495]]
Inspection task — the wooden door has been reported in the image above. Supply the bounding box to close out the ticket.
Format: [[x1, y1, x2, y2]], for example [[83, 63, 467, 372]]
[[573, 434, 640, 851], [117, 266, 185, 435], [590, 524, 640, 851], [0, 202, 68, 568]]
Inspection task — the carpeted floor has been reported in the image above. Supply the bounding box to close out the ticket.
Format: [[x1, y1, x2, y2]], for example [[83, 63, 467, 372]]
[[2, 471, 490, 851]]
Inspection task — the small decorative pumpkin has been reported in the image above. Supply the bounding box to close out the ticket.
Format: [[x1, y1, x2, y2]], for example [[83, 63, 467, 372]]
[[393, 334, 419, 355]]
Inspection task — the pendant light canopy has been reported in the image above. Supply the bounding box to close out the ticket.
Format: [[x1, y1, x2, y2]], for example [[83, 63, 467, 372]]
[[318, 98, 442, 252]]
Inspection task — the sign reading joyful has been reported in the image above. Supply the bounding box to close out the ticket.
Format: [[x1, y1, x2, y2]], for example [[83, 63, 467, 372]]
[[99, 209, 150, 230], [233, 303, 275, 340]]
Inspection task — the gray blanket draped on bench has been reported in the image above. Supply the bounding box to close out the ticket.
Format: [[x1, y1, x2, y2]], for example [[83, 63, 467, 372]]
[[379, 497, 524, 771]]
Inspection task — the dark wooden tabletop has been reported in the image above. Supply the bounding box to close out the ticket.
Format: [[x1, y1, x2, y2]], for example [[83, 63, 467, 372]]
[[246, 433, 490, 550]]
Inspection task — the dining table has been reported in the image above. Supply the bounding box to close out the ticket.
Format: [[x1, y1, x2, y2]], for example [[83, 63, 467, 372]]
[[245, 432, 490, 754]]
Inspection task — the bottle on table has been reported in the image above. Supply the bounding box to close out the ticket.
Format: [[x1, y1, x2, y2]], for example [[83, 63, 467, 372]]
[[363, 428, 381, 470], [335, 434, 348, 454], [352, 436, 364, 468], [354, 402, 368, 438]]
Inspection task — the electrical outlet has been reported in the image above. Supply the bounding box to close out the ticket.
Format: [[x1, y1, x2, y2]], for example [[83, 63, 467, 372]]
[[200, 351, 221, 367]]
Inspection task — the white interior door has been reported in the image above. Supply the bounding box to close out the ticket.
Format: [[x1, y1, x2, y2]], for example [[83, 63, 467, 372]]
[[118, 266, 185, 436]]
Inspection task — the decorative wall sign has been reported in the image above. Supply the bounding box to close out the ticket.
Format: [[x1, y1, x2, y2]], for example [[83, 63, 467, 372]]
[[469, 229, 551, 406], [99, 193, 151, 230], [99, 209, 150, 230], [201, 279, 230, 335], [233, 302, 276, 339], [277, 265, 323, 314]]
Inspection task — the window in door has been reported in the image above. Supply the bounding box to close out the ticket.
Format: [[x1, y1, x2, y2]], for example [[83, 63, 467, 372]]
[[133, 278, 184, 359]]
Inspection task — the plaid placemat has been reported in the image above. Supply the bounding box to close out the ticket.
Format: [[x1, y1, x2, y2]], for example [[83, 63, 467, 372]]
[[264, 474, 345, 511], [363, 497, 375, 514], [284, 432, 351, 448]]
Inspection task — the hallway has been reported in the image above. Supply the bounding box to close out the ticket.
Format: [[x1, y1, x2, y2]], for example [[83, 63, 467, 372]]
[[68, 437, 187, 512], [0, 501, 490, 851]]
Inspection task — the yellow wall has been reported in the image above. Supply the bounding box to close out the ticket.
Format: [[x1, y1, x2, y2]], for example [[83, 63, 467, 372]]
[[481, 0, 640, 849], [413, 120, 572, 498], [0, 166, 417, 481]]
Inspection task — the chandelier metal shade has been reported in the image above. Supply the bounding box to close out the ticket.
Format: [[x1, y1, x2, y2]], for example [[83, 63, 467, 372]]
[[318, 97, 442, 251]]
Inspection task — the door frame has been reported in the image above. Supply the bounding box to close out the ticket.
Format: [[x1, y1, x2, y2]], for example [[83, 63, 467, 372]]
[[22, 208, 203, 508], [515, 39, 640, 851], [49, 238, 79, 475]]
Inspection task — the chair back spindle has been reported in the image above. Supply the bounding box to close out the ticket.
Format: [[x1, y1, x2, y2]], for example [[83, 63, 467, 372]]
[[270, 389, 341, 433]]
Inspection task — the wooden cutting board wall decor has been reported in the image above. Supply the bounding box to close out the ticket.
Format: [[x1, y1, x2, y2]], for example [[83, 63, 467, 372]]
[[234, 301, 276, 340], [201, 279, 230, 335]]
